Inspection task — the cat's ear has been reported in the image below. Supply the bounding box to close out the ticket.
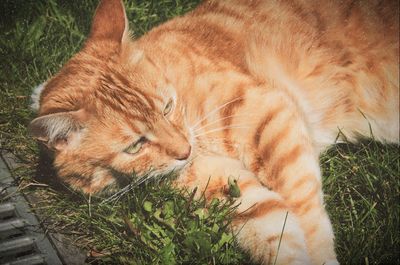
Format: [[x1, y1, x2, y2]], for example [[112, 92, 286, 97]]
[[29, 110, 87, 151], [89, 0, 129, 43]]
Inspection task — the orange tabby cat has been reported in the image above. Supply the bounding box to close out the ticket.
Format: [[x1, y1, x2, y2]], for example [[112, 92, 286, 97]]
[[30, 0, 399, 264]]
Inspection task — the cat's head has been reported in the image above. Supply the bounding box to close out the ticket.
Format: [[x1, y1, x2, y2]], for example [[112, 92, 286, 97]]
[[29, 0, 192, 194]]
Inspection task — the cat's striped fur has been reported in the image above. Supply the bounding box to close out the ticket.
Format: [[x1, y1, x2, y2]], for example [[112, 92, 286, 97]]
[[30, 0, 399, 264]]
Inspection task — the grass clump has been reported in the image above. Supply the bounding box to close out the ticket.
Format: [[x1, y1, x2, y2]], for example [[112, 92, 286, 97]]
[[39, 179, 248, 264], [322, 140, 400, 264]]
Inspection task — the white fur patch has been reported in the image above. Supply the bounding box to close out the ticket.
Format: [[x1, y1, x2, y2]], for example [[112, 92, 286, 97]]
[[30, 82, 46, 111]]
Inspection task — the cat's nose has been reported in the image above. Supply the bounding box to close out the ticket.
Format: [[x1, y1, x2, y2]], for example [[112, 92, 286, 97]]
[[176, 145, 191, 160]]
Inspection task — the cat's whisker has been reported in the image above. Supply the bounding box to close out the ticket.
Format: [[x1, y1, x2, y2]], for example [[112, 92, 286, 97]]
[[195, 136, 232, 145], [184, 153, 200, 166], [197, 140, 237, 148], [136, 174, 153, 185], [101, 169, 163, 204], [190, 96, 244, 130], [194, 125, 250, 138], [193, 123, 256, 138], [101, 182, 135, 204], [195, 121, 257, 135], [192, 113, 256, 133]]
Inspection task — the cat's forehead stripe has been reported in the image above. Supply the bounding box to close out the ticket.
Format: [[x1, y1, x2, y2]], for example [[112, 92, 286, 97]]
[[98, 73, 156, 113]]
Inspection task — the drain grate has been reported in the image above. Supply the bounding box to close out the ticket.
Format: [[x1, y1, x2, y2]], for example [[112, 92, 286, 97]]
[[0, 155, 62, 265], [0, 204, 44, 265]]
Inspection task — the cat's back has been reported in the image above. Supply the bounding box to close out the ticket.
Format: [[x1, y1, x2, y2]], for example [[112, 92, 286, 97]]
[[167, 0, 399, 84], [189, 0, 399, 143], [146, 0, 399, 74], [194, 0, 399, 39]]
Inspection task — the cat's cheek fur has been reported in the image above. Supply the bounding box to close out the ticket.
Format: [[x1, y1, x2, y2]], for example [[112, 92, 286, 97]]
[[111, 155, 152, 176]]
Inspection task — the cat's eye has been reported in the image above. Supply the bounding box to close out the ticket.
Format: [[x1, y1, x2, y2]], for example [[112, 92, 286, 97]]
[[163, 99, 173, 116], [124, 138, 145, 155]]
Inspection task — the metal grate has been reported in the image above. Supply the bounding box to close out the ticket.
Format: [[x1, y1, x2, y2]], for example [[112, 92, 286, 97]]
[[0, 155, 62, 265]]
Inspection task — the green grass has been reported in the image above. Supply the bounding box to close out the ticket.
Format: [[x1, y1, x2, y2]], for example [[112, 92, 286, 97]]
[[0, 0, 399, 264], [322, 140, 399, 264], [36, 178, 246, 264]]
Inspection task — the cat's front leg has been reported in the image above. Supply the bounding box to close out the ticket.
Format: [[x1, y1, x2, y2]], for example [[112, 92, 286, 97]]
[[263, 158, 339, 265], [178, 155, 312, 265], [246, 96, 340, 265]]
